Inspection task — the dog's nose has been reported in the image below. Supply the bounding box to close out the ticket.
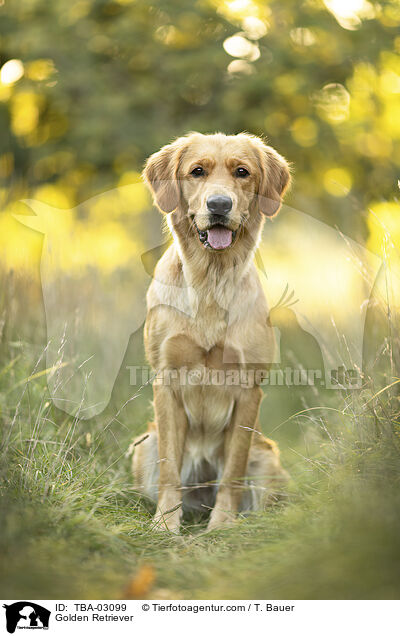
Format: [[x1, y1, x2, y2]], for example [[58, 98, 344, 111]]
[[206, 195, 233, 215]]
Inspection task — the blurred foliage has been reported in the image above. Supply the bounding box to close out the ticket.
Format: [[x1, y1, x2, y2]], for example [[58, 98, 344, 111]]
[[0, 0, 399, 248]]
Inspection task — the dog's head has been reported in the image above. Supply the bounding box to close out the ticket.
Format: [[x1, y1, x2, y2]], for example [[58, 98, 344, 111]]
[[143, 132, 291, 252]]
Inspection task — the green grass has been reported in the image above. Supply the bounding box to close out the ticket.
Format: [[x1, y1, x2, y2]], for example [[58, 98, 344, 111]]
[[1, 330, 400, 600]]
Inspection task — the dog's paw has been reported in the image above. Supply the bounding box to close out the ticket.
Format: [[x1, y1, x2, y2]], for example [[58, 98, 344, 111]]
[[151, 519, 180, 534], [152, 505, 181, 534], [206, 508, 237, 532]]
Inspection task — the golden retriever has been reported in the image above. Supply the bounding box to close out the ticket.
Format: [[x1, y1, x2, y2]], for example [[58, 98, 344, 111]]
[[132, 132, 290, 532]]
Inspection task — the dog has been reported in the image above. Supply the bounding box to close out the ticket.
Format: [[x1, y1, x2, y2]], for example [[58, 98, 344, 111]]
[[132, 132, 290, 532]]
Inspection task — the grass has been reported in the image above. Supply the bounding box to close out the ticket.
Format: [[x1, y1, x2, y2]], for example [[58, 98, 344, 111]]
[[1, 272, 400, 600]]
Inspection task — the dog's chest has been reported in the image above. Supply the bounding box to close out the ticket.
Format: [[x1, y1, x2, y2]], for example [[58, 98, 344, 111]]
[[190, 303, 229, 350], [160, 330, 241, 460], [181, 383, 236, 467]]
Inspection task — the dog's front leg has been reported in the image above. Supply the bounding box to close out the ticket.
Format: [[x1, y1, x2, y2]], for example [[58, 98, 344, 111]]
[[153, 382, 188, 532], [208, 386, 262, 531]]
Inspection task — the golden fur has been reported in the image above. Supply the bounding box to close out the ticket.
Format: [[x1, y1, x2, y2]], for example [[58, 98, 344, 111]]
[[132, 132, 291, 531]]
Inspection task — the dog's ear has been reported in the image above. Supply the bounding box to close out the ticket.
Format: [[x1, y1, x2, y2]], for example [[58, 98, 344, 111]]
[[257, 143, 291, 217], [143, 138, 186, 213]]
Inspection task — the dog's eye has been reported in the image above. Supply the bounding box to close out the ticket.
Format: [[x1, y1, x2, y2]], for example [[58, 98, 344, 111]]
[[191, 166, 205, 177], [235, 167, 250, 178]]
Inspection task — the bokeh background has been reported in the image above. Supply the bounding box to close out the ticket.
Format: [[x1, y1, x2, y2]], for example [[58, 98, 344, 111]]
[[1, 0, 400, 241], [0, 0, 400, 600]]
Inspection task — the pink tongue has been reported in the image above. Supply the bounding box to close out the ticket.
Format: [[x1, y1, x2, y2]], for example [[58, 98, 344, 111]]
[[207, 226, 233, 250]]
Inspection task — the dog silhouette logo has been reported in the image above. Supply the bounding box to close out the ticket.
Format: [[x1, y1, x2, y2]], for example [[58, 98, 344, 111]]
[[3, 602, 50, 633], [14, 193, 381, 416]]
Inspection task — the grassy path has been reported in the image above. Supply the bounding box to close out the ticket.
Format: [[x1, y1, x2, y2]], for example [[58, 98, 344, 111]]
[[1, 352, 400, 599]]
